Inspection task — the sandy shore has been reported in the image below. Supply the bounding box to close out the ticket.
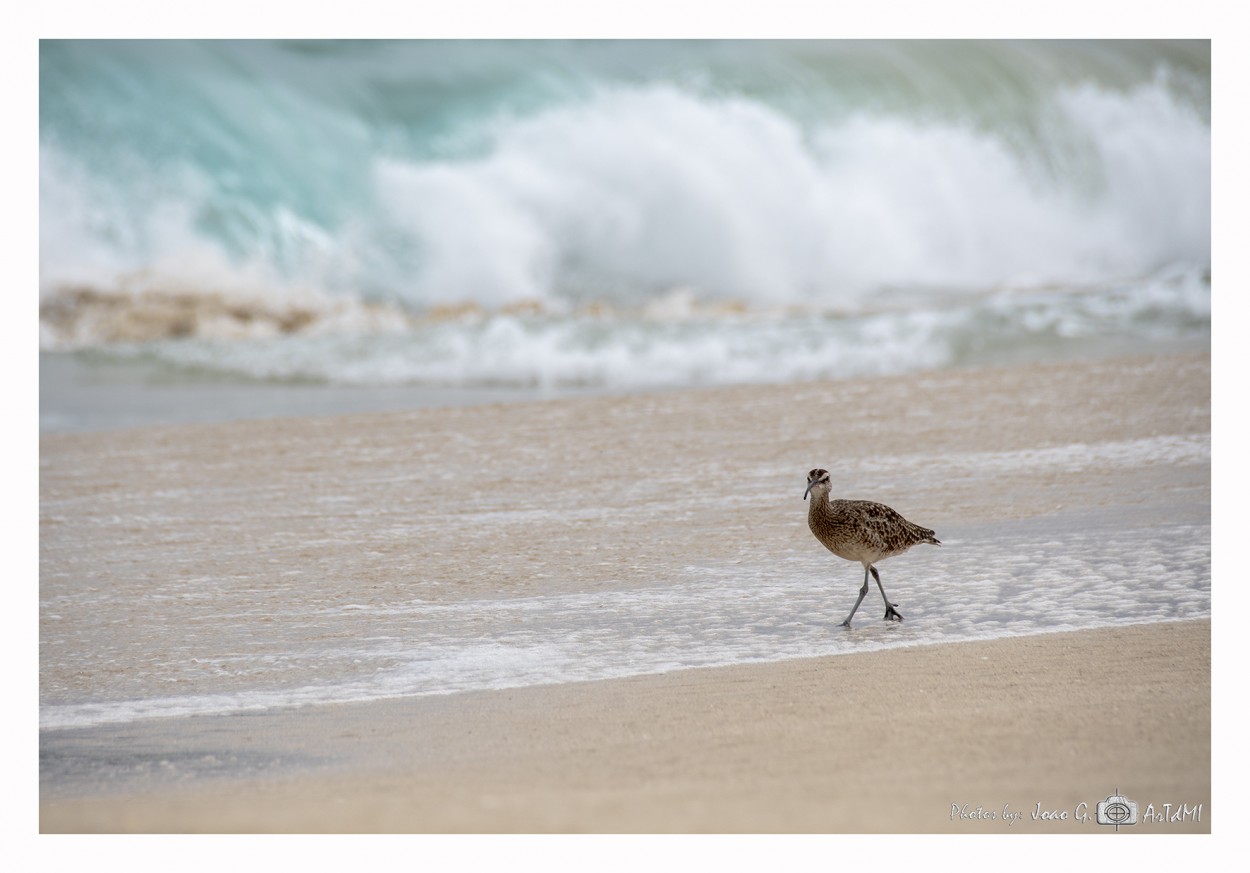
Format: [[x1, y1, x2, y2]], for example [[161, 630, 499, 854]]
[[41, 620, 1209, 833], [40, 351, 1211, 832]]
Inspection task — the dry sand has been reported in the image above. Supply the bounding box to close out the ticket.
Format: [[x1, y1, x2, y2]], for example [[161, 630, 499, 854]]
[[39, 352, 1211, 832]]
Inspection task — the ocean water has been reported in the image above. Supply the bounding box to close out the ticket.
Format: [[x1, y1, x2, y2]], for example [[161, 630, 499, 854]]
[[40, 40, 1210, 397]]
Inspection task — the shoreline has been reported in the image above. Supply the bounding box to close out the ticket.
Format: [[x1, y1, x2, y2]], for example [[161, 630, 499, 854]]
[[40, 350, 1211, 832], [39, 340, 1208, 435], [38, 350, 612, 434], [41, 618, 1211, 833]]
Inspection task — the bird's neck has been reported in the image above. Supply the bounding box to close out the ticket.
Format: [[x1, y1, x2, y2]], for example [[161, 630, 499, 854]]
[[808, 489, 831, 517]]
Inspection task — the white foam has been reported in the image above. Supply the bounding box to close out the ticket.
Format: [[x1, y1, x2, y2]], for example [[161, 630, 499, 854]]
[[41, 513, 1210, 732], [42, 76, 1210, 320], [368, 80, 1210, 309], [95, 270, 1207, 389]]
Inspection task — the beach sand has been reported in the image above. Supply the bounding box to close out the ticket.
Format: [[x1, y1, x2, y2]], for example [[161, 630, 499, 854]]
[[41, 620, 1209, 834], [39, 351, 1211, 832]]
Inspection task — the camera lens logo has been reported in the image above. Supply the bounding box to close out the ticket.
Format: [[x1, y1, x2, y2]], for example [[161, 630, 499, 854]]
[[1095, 790, 1138, 831]]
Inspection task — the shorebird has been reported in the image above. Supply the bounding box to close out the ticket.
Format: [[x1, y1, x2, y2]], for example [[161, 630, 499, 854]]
[[803, 468, 940, 627]]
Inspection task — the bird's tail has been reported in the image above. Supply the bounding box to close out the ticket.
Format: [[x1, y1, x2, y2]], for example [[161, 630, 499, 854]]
[[908, 521, 941, 546]]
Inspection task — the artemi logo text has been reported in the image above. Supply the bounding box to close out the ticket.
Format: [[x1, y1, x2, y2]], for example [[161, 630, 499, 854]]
[[1140, 802, 1202, 824], [951, 789, 1202, 829]]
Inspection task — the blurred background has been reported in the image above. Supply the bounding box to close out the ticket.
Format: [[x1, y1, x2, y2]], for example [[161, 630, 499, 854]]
[[39, 40, 1211, 429]]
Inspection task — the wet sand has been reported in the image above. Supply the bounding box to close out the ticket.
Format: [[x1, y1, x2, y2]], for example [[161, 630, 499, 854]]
[[39, 351, 601, 434], [39, 352, 1211, 832], [41, 620, 1210, 833]]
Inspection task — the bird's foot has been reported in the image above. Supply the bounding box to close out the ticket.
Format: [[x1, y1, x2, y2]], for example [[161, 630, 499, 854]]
[[884, 604, 903, 622]]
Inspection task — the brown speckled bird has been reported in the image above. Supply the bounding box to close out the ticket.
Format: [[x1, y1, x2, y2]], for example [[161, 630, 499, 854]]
[[803, 468, 940, 627]]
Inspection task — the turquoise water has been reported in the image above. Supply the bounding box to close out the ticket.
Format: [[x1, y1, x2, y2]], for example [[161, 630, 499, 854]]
[[40, 40, 1210, 392]]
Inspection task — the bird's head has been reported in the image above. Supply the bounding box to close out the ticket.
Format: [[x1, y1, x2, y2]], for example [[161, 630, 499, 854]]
[[804, 468, 830, 501]]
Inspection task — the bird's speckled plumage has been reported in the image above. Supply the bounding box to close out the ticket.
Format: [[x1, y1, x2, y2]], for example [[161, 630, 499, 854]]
[[803, 468, 939, 626], [808, 497, 940, 564]]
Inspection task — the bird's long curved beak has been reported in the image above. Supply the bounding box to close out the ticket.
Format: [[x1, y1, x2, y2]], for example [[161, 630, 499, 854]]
[[803, 481, 814, 501]]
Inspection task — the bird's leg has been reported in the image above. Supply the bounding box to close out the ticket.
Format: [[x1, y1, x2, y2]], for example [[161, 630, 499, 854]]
[[840, 567, 871, 627], [870, 566, 902, 622]]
